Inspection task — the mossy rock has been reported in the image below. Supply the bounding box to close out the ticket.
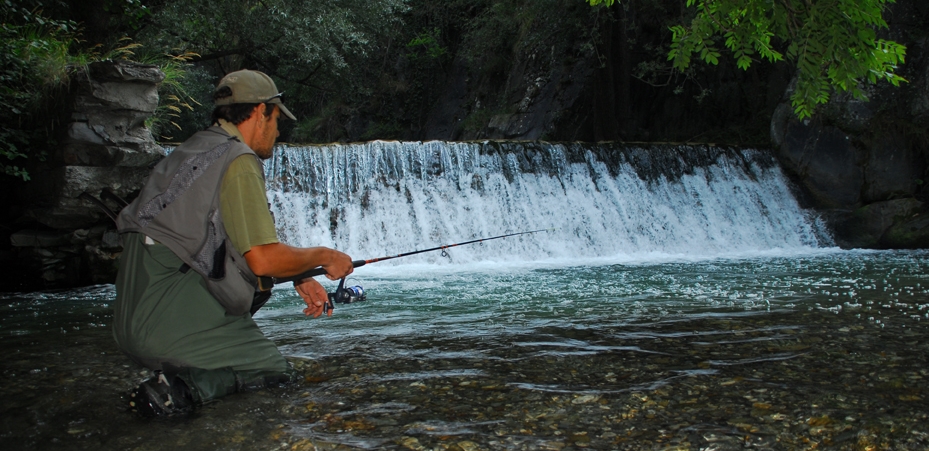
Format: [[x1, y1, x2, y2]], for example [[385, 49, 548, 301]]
[[880, 212, 929, 249], [832, 198, 923, 248]]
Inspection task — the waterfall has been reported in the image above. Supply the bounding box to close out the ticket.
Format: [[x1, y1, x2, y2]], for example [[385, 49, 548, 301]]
[[264, 141, 830, 265]]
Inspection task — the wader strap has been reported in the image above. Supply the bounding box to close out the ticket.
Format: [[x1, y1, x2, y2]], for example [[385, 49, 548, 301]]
[[250, 276, 275, 315], [257, 276, 273, 292]]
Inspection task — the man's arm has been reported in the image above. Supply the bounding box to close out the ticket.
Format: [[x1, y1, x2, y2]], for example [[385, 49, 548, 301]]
[[244, 242, 353, 280], [245, 242, 354, 318], [221, 154, 354, 313]]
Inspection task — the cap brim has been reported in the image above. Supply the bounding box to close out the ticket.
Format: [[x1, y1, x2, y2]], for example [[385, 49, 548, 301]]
[[275, 102, 296, 121]]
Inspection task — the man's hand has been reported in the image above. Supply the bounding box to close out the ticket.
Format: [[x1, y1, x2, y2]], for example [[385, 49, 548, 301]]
[[322, 250, 354, 281], [294, 278, 331, 318], [244, 243, 355, 315]]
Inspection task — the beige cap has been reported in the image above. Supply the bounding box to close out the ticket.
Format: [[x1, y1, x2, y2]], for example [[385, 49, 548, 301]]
[[214, 69, 296, 120]]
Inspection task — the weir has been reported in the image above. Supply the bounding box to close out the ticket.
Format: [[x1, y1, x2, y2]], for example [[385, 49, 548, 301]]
[[264, 141, 831, 264]]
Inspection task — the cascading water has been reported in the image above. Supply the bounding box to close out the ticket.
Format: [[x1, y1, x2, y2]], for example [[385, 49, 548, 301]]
[[265, 140, 831, 265]]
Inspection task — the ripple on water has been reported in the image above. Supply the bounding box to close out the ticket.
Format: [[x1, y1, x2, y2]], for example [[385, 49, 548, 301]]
[[2, 251, 929, 450]]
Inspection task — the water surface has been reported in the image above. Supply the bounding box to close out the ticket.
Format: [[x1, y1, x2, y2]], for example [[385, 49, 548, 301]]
[[2, 251, 928, 450]]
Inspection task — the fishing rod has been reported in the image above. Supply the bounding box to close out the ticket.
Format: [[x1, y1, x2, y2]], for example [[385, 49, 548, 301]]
[[252, 228, 555, 314], [275, 228, 555, 285]]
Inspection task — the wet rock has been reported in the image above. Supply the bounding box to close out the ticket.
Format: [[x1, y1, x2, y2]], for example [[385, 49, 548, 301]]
[[833, 198, 924, 248], [6, 60, 167, 290], [769, 1, 929, 249], [9, 230, 72, 247], [773, 117, 863, 209], [881, 212, 929, 249], [399, 436, 424, 450]]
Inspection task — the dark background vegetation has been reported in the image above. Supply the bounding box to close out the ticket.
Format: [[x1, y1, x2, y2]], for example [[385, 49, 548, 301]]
[[2, 0, 800, 152]]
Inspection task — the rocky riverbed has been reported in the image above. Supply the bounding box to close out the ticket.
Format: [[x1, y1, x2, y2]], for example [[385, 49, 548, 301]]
[[1, 291, 926, 450]]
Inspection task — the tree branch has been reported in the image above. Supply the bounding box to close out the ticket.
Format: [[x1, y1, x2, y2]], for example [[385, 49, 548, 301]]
[[190, 48, 249, 63], [250, 55, 330, 93]]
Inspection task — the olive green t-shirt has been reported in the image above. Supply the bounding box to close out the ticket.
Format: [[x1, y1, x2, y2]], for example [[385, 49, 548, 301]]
[[220, 153, 279, 254]]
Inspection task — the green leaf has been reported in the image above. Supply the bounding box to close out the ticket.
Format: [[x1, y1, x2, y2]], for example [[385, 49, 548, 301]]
[[633, 0, 907, 119], [736, 55, 752, 70]]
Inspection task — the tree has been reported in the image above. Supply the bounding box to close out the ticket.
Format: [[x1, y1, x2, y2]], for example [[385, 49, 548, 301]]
[[589, 0, 906, 119], [136, 0, 409, 139]]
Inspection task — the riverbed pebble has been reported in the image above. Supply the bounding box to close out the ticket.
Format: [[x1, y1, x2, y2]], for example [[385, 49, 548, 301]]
[[2, 309, 928, 450]]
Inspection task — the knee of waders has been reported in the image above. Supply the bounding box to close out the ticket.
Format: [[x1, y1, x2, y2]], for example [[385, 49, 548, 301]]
[[168, 365, 237, 404]]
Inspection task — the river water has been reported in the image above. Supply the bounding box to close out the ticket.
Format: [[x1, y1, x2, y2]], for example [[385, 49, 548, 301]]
[[2, 142, 928, 450]]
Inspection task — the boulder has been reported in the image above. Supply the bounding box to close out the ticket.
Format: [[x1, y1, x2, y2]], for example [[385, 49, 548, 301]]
[[57, 60, 165, 170], [57, 139, 165, 168], [26, 60, 165, 231], [6, 60, 165, 289], [773, 111, 864, 209], [10, 230, 72, 248], [88, 59, 165, 84], [881, 212, 929, 249], [21, 166, 153, 229], [770, 0, 929, 248], [863, 132, 923, 203], [832, 198, 924, 248]]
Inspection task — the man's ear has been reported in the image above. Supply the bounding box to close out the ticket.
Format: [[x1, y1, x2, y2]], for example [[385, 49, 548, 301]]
[[252, 103, 267, 120]]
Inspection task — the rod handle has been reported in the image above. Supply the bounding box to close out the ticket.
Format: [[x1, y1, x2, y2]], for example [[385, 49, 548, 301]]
[[273, 259, 367, 285]]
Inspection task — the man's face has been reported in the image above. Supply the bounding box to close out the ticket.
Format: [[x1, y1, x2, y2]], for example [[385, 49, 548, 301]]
[[252, 104, 281, 159]]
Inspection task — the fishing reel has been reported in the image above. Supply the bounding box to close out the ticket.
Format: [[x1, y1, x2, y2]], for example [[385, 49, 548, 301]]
[[324, 277, 366, 314]]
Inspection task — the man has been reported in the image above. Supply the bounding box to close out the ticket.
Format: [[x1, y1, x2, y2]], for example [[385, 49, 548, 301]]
[[113, 69, 354, 417]]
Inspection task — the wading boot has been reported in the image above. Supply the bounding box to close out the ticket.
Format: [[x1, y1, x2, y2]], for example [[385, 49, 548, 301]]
[[128, 370, 195, 417]]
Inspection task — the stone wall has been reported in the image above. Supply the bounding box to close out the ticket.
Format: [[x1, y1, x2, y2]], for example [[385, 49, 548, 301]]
[[5, 60, 165, 290]]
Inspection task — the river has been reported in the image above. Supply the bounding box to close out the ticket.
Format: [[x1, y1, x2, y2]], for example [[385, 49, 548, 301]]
[[1, 142, 927, 450]]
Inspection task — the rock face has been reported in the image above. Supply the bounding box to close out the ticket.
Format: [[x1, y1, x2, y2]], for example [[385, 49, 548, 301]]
[[772, 117, 865, 209], [6, 60, 165, 289], [770, 1, 929, 248]]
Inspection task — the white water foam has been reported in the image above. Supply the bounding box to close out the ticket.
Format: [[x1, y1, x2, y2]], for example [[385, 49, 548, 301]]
[[264, 141, 832, 268]]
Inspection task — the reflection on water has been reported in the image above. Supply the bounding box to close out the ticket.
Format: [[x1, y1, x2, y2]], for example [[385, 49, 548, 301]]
[[261, 250, 929, 361], [1, 250, 928, 450]]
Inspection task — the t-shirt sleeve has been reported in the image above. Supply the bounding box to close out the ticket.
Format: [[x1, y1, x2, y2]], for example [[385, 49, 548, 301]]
[[220, 154, 279, 254]]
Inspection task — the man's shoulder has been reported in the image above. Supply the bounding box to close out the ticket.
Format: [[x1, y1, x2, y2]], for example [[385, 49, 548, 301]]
[[227, 153, 263, 175], [175, 127, 253, 156]]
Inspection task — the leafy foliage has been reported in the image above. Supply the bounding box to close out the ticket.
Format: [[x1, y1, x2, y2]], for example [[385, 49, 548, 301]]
[[0, 0, 191, 179], [0, 0, 82, 180], [143, 51, 202, 141], [592, 0, 907, 119], [137, 0, 409, 138], [137, 0, 601, 142], [9, 0, 906, 153], [407, 28, 448, 61]]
